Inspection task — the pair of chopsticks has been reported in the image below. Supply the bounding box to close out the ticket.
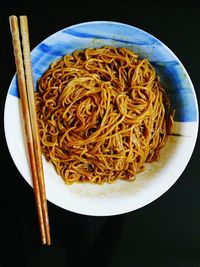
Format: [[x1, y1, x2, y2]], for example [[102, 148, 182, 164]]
[[9, 15, 51, 245]]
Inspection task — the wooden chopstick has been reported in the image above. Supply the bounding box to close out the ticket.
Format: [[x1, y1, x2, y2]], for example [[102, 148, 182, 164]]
[[19, 15, 51, 245], [9, 15, 51, 245]]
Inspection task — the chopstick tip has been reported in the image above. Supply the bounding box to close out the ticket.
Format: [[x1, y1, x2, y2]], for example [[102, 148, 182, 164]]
[[9, 15, 17, 23], [20, 15, 28, 19], [9, 15, 17, 19], [9, 15, 19, 33]]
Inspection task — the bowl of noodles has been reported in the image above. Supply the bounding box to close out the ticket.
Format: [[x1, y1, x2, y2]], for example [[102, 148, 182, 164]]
[[4, 21, 198, 216]]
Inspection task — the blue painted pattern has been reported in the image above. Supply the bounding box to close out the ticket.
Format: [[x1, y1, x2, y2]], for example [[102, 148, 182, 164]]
[[63, 28, 160, 46], [8, 21, 198, 122]]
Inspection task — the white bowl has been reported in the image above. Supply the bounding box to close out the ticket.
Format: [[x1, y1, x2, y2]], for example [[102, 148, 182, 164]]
[[4, 21, 199, 216]]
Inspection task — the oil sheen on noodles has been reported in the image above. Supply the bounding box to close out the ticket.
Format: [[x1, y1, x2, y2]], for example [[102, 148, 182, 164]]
[[35, 46, 172, 185]]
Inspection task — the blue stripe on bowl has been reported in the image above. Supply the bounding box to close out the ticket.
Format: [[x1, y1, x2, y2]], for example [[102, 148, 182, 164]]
[[9, 76, 18, 97], [8, 21, 198, 122], [63, 28, 160, 46], [152, 61, 198, 122]]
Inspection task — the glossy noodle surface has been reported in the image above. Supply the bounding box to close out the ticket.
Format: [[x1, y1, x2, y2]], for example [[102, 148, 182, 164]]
[[35, 46, 172, 184]]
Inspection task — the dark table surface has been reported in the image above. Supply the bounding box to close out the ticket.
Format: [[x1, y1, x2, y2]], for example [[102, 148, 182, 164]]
[[0, 1, 200, 266]]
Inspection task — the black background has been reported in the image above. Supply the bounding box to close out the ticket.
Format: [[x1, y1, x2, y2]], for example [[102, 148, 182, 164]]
[[0, 1, 200, 266]]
